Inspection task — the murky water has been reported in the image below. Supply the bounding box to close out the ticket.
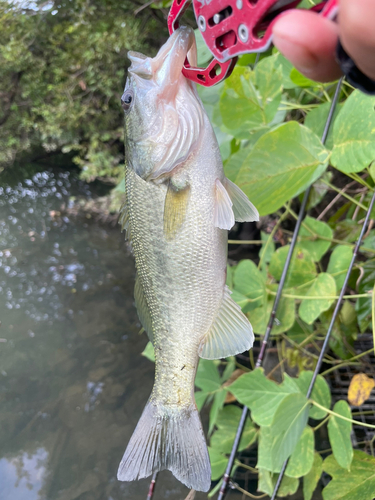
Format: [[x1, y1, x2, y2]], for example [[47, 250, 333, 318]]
[[0, 166, 207, 500]]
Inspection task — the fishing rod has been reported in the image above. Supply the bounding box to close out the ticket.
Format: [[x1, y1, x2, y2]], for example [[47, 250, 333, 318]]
[[217, 76, 344, 500]]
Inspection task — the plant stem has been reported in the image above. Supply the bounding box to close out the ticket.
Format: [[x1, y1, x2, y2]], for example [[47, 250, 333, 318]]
[[322, 179, 369, 209], [229, 481, 267, 499], [311, 401, 375, 429], [320, 348, 374, 376], [284, 207, 375, 254], [313, 415, 330, 432], [267, 290, 371, 300]]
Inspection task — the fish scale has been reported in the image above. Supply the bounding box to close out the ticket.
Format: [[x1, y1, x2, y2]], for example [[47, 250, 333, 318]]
[[117, 26, 258, 492]]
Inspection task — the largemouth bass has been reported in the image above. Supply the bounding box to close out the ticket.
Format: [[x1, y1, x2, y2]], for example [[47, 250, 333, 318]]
[[117, 27, 258, 492]]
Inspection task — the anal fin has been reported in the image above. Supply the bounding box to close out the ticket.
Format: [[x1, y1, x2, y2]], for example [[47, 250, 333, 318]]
[[134, 274, 153, 343], [199, 286, 254, 360], [224, 178, 259, 222]]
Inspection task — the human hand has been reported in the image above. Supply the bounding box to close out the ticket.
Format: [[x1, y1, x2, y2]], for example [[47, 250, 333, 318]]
[[272, 0, 375, 83]]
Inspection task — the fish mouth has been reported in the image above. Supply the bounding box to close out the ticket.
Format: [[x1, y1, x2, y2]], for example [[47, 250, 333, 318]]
[[128, 27, 197, 87]]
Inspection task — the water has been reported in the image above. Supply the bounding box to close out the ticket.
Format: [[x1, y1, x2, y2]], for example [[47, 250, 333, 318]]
[[0, 166, 207, 500]]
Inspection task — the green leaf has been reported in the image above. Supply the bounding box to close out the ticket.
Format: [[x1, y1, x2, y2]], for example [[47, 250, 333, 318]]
[[331, 91, 375, 173], [258, 468, 299, 497], [195, 359, 221, 392], [286, 426, 315, 478], [209, 389, 226, 434], [210, 405, 257, 454], [141, 341, 155, 362], [195, 390, 209, 411], [299, 216, 333, 261], [370, 162, 375, 181], [327, 401, 353, 470], [219, 56, 283, 138], [249, 293, 295, 335], [323, 450, 375, 500], [269, 245, 317, 288], [299, 273, 337, 325], [303, 453, 323, 500], [259, 231, 276, 271], [293, 371, 332, 420], [225, 122, 329, 216], [304, 102, 343, 150], [208, 447, 229, 481], [258, 393, 310, 472], [306, 171, 333, 210], [290, 68, 320, 88], [327, 246, 353, 290], [227, 368, 299, 426], [194, 28, 212, 66], [232, 259, 266, 311]]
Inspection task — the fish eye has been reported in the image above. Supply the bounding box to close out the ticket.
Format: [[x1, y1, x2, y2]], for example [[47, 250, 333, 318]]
[[121, 90, 134, 112]]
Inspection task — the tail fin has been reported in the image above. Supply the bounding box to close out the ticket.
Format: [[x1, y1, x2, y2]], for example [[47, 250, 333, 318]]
[[117, 400, 211, 492]]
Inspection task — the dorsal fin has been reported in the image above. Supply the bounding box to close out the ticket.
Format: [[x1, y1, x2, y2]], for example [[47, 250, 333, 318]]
[[199, 286, 254, 359]]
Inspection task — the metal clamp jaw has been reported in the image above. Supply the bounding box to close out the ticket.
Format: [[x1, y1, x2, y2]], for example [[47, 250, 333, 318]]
[[168, 0, 338, 86]]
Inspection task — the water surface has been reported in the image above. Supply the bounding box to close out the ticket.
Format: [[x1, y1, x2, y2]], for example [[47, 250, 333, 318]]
[[0, 166, 207, 500]]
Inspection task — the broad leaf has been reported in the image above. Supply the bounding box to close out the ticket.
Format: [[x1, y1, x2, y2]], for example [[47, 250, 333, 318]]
[[299, 216, 333, 261], [331, 91, 375, 173], [323, 451, 375, 500], [225, 122, 329, 216], [228, 368, 298, 426], [327, 401, 353, 470], [259, 231, 276, 270], [219, 56, 283, 138], [304, 453, 323, 500], [299, 273, 337, 325], [258, 468, 299, 497], [209, 389, 226, 434], [327, 246, 353, 290], [141, 341, 155, 362], [257, 393, 310, 472], [348, 373, 375, 406], [293, 371, 332, 420], [269, 245, 317, 288], [210, 405, 257, 454], [249, 293, 295, 335], [232, 259, 266, 311], [208, 447, 229, 481], [195, 359, 221, 392], [304, 101, 343, 150], [286, 426, 315, 478], [195, 390, 209, 411]]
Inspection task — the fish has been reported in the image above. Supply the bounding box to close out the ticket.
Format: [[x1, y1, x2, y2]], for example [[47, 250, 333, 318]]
[[117, 26, 258, 492]]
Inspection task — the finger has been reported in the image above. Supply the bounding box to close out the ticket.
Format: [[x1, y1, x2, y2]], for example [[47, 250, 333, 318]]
[[272, 10, 342, 82], [340, 0, 375, 80]]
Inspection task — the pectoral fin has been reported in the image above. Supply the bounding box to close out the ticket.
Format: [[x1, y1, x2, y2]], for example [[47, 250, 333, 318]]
[[134, 275, 153, 343], [214, 179, 235, 230], [199, 286, 254, 360], [224, 178, 259, 222], [163, 182, 190, 240]]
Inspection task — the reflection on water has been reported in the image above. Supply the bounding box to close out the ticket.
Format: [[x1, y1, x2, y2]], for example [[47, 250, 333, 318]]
[[0, 166, 207, 500]]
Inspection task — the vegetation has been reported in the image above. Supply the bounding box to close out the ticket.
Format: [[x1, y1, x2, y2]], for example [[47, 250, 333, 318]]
[[2, 1, 375, 498], [143, 31, 375, 500], [0, 0, 167, 180]]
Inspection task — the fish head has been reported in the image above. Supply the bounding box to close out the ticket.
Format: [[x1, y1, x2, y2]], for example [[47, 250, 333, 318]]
[[122, 27, 204, 181]]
